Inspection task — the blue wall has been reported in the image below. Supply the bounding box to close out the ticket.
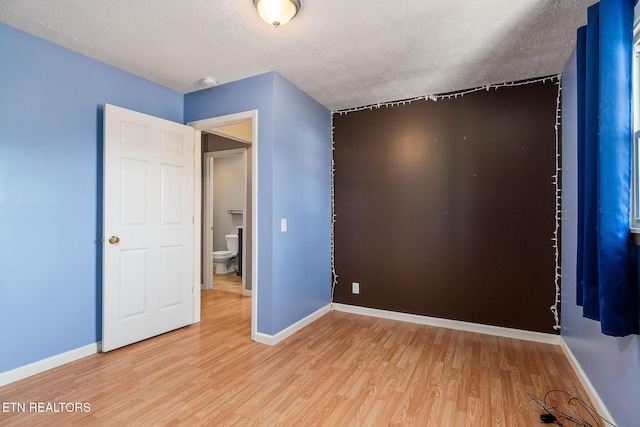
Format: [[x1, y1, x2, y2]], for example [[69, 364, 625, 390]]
[[561, 49, 640, 427], [0, 24, 183, 373], [1, 24, 333, 374], [271, 74, 332, 333], [184, 73, 332, 335]]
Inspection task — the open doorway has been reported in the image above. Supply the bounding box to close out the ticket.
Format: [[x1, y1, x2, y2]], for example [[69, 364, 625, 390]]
[[203, 148, 248, 294], [188, 111, 258, 341]]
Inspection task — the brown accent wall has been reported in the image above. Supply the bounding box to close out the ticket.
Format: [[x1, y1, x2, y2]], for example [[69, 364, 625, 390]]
[[332, 80, 559, 333]]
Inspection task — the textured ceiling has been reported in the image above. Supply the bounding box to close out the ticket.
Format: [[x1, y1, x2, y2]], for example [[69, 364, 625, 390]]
[[0, 0, 597, 111]]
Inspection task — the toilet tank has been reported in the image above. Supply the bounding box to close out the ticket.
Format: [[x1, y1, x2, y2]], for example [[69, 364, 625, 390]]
[[225, 234, 239, 253]]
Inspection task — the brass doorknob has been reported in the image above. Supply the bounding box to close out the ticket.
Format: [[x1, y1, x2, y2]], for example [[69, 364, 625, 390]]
[[108, 236, 120, 245]]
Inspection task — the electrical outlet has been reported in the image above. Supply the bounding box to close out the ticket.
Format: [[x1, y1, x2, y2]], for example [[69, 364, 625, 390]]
[[281, 218, 287, 232], [352, 282, 360, 294]]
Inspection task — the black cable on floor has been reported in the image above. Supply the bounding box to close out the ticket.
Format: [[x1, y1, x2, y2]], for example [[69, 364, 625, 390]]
[[527, 389, 616, 427]]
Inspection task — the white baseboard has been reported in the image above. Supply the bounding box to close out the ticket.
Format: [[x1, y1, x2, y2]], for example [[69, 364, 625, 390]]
[[0, 342, 100, 387], [559, 338, 616, 426], [254, 304, 332, 346], [331, 303, 562, 345]]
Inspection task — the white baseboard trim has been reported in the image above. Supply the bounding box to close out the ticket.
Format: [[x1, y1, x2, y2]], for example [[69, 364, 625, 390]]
[[331, 303, 562, 345], [0, 342, 100, 387], [254, 304, 332, 346], [559, 338, 616, 426]]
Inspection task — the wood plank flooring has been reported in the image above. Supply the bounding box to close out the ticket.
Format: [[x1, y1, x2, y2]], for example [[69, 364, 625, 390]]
[[0, 291, 594, 426], [213, 272, 243, 294]]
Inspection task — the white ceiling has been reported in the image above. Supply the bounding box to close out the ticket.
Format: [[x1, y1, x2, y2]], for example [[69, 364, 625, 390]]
[[0, 0, 597, 111]]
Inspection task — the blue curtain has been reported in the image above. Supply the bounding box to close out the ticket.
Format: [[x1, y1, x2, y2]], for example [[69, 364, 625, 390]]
[[576, 0, 639, 337]]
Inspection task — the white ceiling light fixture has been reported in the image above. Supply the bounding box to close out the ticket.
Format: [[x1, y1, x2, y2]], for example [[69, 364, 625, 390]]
[[254, 0, 301, 28]]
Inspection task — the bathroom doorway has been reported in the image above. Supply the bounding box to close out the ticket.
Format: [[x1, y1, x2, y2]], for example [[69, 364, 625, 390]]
[[203, 148, 247, 294]]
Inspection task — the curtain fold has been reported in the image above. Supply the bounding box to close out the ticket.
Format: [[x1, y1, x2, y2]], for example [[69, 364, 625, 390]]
[[576, 0, 639, 337]]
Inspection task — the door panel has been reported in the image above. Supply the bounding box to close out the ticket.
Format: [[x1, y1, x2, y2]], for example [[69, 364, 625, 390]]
[[103, 104, 195, 352], [120, 248, 148, 318], [121, 159, 149, 226], [160, 245, 183, 308], [160, 164, 184, 224]]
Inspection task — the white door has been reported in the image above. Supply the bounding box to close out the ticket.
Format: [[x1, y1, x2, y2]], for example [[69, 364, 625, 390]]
[[103, 104, 195, 352]]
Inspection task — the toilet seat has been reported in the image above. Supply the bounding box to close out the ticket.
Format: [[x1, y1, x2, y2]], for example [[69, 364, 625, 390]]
[[213, 250, 234, 257]]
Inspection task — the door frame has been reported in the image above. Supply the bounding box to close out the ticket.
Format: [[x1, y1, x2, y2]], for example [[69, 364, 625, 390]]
[[204, 149, 248, 294], [189, 110, 258, 341]]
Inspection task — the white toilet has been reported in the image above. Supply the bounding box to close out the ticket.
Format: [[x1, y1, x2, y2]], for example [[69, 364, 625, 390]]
[[212, 234, 238, 274]]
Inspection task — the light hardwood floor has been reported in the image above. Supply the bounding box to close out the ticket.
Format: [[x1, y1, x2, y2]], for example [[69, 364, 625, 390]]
[[0, 291, 594, 426], [213, 272, 243, 294]]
